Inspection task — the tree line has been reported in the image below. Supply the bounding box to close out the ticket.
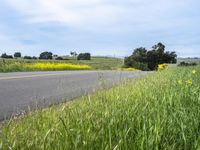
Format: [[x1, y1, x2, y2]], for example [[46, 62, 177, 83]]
[[1, 42, 177, 71], [0, 51, 91, 60]]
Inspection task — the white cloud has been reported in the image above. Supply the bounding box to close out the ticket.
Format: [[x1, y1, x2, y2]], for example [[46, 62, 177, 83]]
[[5, 0, 192, 31], [5, 0, 124, 28], [1, 0, 200, 56]]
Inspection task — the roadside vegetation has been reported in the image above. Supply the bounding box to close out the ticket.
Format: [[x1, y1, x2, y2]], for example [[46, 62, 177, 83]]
[[0, 51, 124, 72], [25, 63, 91, 71], [0, 57, 123, 72], [1, 43, 199, 72], [118, 67, 141, 71], [178, 61, 198, 67], [124, 42, 177, 71], [0, 60, 91, 72], [1, 65, 200, 149]]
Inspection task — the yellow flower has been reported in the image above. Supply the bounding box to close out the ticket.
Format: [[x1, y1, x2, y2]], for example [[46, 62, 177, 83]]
[[185, 80, 192, 85], [25, 63, 91, 70], [178, 80, 182, 85], [192, 70, 196, 74], [158, 64, 167, 71], [118, 68, 140, 71]]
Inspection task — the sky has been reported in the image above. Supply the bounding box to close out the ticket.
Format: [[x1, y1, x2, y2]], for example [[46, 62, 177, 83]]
[[0, 0, 199, 57]]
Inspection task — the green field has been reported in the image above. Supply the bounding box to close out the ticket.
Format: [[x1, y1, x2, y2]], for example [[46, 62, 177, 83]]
[[0, 57, 123, 72], [178, 58, 200, 63], [1, 65, 200, 149]]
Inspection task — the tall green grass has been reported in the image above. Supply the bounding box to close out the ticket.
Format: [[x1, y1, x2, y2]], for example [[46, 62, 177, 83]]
[[1, 66, 200, 149]]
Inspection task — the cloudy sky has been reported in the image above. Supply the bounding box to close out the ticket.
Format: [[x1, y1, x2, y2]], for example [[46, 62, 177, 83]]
[[0, 0, 199, 57]]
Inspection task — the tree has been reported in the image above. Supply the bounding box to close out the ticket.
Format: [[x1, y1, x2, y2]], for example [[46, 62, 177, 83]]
[[70, 51, 78, 57], [131, 47, 147, 63], [147, 43, 177, 70], [14, 52, 21, 58], [1, 53, 7, 58], [39, 52, 53, 59], [77, 53, 91, 60], [124, 43, 177, 71], [124, 47, 149, 70], [1, 53, 13, 59]]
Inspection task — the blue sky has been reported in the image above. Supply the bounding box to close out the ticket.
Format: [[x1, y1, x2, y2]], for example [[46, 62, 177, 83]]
[[0, 0, 200, 57]]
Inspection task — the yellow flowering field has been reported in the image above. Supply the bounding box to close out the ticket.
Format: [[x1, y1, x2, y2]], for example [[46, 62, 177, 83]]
[[24, 63, 91, 71]]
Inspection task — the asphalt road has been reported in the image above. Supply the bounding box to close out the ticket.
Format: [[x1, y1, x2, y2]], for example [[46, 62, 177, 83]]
[[0, 71, 148, 121]]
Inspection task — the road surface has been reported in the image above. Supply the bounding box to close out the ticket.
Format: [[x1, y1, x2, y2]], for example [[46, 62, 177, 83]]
[[0, 71, 148, 121]]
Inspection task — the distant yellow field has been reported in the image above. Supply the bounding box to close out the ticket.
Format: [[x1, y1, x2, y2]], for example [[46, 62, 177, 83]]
[[25, 63, 91, 71]]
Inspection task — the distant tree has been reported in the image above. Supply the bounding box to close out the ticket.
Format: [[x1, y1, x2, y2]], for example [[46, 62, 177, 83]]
[[70, 51, 78, 58], [14, 52, 21, 58], [1, 53, 13, 59], [77, 53, 91, 60], [124, 42, 177, 71], [24, 56, 32, 59], [39, 51, 53, 59], [1, 53, 7, 58]]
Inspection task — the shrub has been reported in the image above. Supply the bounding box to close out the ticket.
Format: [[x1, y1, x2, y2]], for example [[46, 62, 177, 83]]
[[124, 57, 149, 71], [178, 61, 197, 67], [77, 53, 91, 60], [14, 52, 21, 58]]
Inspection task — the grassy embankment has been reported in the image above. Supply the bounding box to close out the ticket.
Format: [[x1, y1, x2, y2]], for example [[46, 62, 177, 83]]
[[0, 57, 123, 72], [1, 65, 200, 149]]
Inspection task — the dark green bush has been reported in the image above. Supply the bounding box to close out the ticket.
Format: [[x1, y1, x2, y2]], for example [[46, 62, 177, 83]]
[[77, 53, 91, 60], [124, 57, 149, 70], [14, 52, 21, 58], [39, 52, 53, 60]]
